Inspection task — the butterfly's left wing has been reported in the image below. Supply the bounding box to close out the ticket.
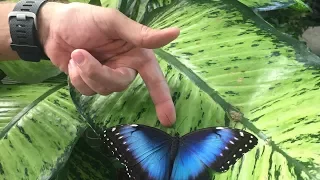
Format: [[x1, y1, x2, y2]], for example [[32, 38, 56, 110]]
[[101, 124, 172, 180], [170, 127, 258, 180]]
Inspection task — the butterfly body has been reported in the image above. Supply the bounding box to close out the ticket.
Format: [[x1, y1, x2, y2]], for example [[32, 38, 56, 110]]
[[101, 124, 258, 180], [169, 135, 180, 165]]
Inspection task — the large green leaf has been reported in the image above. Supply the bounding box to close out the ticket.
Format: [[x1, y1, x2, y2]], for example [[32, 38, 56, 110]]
[[0, 60, 61, 84], [0, 70, 5, 82], [52, 136, 116, 180], [122, 0, 310, 23], [0, 74, 66, 132], [70, 0, 320, 179], [68, 0, 90, 3], [100, 0, 119, 8], [0, 75, 88, 179]]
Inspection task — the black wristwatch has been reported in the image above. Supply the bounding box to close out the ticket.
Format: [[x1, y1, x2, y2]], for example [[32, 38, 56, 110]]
[[8, 0, 50, 62]]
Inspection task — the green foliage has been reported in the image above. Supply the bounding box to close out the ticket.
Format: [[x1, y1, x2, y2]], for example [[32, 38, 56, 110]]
[[99, 0, 119, 8], [0, 75, 87, 179], [0, 60, 61, 84], [1, 0, 320, 179], [259, 0, 320, 40], [71, 0, 320, 179], [52, 137, 116, 180]]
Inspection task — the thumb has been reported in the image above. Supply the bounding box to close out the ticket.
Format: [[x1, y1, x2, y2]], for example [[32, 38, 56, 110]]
[[70, 49, 136, 95], [108, 9, 180, 49]]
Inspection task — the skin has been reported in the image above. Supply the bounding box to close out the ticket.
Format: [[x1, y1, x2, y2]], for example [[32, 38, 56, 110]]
[[0, 2, 180, 126]]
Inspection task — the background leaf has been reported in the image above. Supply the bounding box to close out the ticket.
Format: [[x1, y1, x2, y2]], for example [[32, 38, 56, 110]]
[[0, 74, 88, 179], [119, 0, 310, 23], [67, 0, 90, 3], [0, 70, 5, 82], [100, 0, 119, 8], [71, 0, 320, 179], [52, 136, 116, 180], [0, 74, 66, 132], [88, 0, 101, 6], [0, 61, 61, 84], [239, 0, 310, 11]]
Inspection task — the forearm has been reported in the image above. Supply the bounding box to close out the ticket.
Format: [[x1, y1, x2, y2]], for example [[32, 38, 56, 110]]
[[0, 2, 18, 61]]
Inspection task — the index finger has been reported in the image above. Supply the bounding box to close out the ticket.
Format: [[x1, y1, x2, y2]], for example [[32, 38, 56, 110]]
[[137, 49, 176, 127]]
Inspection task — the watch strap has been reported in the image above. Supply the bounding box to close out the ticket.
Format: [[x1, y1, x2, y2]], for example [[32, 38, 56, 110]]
[[8, 0, 49, 62]]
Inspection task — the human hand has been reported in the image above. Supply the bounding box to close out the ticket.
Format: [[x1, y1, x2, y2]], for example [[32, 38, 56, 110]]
[[38, 2, 180, 126]]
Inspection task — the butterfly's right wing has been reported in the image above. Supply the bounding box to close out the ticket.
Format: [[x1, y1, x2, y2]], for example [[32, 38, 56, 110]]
[[170, 127, 258, 180], [101, 124, 172, 180]]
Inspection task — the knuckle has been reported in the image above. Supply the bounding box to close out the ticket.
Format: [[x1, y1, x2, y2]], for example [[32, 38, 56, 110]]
[[139, 25, 150, 46]]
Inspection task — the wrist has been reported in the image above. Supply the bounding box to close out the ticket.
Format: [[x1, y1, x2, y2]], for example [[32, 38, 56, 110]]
[[37, 2, 63, 55]]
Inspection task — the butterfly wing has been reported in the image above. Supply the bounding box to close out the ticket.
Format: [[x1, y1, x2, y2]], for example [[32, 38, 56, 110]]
[[101, 124, 172, 180], [170, 127, 258, 180]]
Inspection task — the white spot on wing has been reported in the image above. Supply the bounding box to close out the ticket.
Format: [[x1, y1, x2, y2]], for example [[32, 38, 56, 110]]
[[250, 135, 254, 138], [234, 137, 239, 140], [225, 146, 229, 150], [249, 140, 252, 143], [123, 142, 126, 144], [118, 136, 123, 139], [112, 127, 116, 132], [230, 140, 234, 144], [245, 144, 247, 147], [115, 133, 120, 135], [216, 127, 225, 129], [131, 124, 138, 127], [240, 132, 244, 137], [126, 148, 130, 151], [220, 153, 223, 157], [239, 148, 242, 152], [110, 142, 113, 145]]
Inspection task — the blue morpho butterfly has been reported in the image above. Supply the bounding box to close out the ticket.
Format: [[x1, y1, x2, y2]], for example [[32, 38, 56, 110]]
[[100, 123, 258, 180]]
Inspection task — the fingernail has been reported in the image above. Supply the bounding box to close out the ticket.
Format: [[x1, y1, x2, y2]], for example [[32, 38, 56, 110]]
[[72, 51, 84, 65]]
